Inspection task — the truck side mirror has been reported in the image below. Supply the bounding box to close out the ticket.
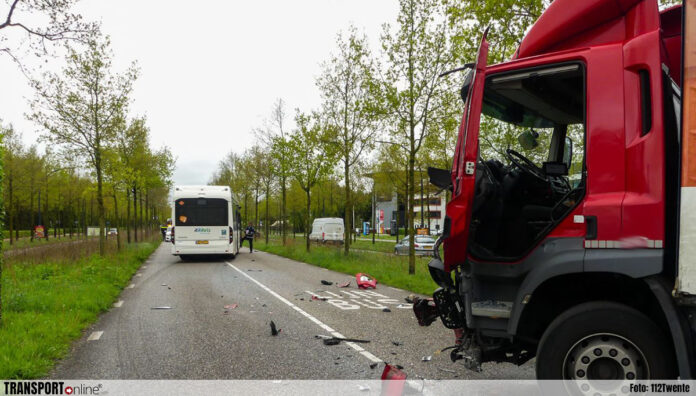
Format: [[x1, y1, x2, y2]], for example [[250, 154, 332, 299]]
[[428, 167, 453, 191]]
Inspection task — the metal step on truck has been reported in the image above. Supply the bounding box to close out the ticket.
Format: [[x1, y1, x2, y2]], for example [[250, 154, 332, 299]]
[[416, 0, 696, 384]]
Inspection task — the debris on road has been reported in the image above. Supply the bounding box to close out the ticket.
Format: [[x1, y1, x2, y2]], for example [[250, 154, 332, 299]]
[[421, 355, 432, 362], [369, 363, 378, 369], [337, 281, 350, 288], [391, 341, 403, 346], [382, 308, 391, 312], [356, 273, 377, 289], [311, 295, 327, 301], [270, 321, 281, 336], [438, 367, 457, 374], [223, 304, 238, 310], [405, 295, 416, 304], [317, 335, 370, 345], [151, 306, 172, 310], [357, 385, 370, 392], [321, 280, 333, 285], [161, 284, 167, 286], [396, 304, 409, 309]]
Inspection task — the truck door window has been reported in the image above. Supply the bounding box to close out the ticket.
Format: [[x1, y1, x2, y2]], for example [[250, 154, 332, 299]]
[[470, 63, 585, 260], [639, 69, 653, 136]]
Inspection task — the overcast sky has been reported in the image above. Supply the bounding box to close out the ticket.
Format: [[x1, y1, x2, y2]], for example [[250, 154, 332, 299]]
[[0, 0, 399, 185]]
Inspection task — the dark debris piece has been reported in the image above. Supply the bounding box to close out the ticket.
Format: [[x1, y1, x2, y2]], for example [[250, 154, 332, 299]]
[[392, 341, 403, 346], [382, 308, 391, 312], [369, 363, 378, 369], [321, 280, 333, 285], [270, 321, 281, 336]]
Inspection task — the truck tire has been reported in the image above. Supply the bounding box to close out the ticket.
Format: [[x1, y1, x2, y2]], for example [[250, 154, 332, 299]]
[[536, 301, 676, 380]]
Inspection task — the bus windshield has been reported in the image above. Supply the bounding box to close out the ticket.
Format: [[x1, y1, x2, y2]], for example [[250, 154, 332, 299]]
[[175, 198, 228, 226]]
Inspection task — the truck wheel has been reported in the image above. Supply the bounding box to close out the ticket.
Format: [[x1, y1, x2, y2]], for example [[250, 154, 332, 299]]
[[536, 301, 676, 380]]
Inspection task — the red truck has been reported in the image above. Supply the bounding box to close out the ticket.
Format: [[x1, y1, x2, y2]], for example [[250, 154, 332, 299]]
[[419, 0, 695, 381]]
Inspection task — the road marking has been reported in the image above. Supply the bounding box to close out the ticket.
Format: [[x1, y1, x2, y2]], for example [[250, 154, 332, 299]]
[[227, 262, 382, 363], [87, 331, 103, 341], [128, 284, 135, 289], [113, 300, 123, 308]]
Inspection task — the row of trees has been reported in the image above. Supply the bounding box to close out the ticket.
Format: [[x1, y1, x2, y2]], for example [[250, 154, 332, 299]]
[[211, 0, 548, 273]]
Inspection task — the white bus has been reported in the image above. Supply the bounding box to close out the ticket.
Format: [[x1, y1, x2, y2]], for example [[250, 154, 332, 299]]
[[170, 185, 241, 259]]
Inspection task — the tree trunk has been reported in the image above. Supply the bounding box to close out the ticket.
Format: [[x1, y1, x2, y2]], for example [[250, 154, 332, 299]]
[[113, 191, 121, 251], [408, 149, 416, 275], [343, 159, 350, 256], [126, 188, 131, 243], [96, 156, 106, 256], [306, 189, 311, 252], [133, 184, 138, 242], [282, 176, 287, 245], [8, 176, 13, 245], [264, 185, 270, 244]]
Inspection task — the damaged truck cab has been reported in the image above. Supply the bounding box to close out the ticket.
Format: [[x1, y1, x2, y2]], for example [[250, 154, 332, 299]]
[[420, 0, 696, 381]]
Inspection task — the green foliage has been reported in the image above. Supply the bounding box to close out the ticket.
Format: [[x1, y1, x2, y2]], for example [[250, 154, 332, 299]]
[[0, 241, 158, 378]]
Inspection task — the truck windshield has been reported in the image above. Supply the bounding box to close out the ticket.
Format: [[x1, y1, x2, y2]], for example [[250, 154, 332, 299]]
[[175, 198, 229, 226]]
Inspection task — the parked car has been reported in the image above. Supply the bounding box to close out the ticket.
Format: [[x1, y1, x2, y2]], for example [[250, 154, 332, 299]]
[[394, 236, 436, 256], [309, 217, 344, 243]]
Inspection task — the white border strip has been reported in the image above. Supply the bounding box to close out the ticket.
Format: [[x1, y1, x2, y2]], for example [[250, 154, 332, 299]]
[[226, 262, 382, 364]]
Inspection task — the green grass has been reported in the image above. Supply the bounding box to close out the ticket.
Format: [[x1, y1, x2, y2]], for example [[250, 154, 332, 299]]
[[0, 241, 159, 379], [4, 235, 98, 251], [255, 238, 438, 295]]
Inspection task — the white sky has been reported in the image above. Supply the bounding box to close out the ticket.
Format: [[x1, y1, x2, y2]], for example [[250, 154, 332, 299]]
[[0, 0, 399, 185]]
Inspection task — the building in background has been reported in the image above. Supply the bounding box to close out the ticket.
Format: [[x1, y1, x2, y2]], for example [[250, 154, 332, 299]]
[[413, 190, 447, 234]]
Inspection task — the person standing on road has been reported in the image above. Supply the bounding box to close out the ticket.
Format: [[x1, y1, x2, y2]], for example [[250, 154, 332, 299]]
[[242, 223, 256, 253]]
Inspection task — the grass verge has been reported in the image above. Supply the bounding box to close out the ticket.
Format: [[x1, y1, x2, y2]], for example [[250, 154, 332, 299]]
[[0, 241, 159, 379], [255, 238, 438, 296]]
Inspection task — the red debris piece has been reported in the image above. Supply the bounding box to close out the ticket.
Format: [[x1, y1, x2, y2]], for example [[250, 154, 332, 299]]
[[356, 273, 377, 289]]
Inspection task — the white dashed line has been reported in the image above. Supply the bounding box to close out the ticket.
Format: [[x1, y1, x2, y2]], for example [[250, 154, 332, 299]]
[[87, 331, 103, 341], [226, 262, 382, 364], [127, 284, 135, 289], [113, 300, 123, 308]]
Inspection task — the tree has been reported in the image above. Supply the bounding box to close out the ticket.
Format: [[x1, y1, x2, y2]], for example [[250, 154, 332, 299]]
[[29, 32, 138, 255], [379, 0, 458, 274], [317, 26, 377, 255], [287, 111, 336, 251], [0, 0, 97, 72]]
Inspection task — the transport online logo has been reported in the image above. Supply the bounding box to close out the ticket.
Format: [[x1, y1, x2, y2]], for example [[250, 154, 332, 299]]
[[3, 381, 103, 395], [193, 227, 211, 233]]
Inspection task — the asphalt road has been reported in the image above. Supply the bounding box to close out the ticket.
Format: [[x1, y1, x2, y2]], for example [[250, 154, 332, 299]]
[[51, 244, 534, 380]]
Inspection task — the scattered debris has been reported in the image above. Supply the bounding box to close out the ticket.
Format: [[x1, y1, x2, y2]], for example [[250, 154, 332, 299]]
[[358, 385, 371, 392], [312, 295, 328, 301], [262, 304, 267, 307], [168, 287, 172, 290], [391, 352, 397, 355], [356, 273, 377, 289], [321, 280, 333, 285], [392, 341, 403, 346], [151, 306, 172, 310], [300, 298, 305, 301], [405, 295, 416, 304], [319, 336, 370, 345], [337, 281, 350, 288], [396, 304, 409, 309], [247, 269, 262, 272], [223, 311, 229, 315], [161, 284, 168, 286], [413, 297, 439, 326], [369, 363, 378, 369], [382, 308, 391, 313], [421, 355, 432, 362], [223, 304, 238, 310], [438, 367, 457, 374], [270, 321, 281, 336]]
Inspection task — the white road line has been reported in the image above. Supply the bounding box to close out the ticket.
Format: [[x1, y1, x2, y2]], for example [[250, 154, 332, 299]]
[[87, 331, 103, 341], [226, 262, 382, 364], [127, 284, 135, 289], [113, 300, 124, 308]]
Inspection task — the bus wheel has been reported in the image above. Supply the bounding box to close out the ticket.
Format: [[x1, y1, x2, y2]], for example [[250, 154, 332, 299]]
[[179, 255, 189, 262], [536, 301, 676, 380]]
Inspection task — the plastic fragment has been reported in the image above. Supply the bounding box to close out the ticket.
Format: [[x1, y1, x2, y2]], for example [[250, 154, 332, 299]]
[[151, 306, 172, 310], [224, 304, 238, 310], [358, 385, 370, 392], [392, 341, 403, 346], [382, 308, 391, 312], [422, 355, 432, 362], [321, 280, 333, 285], [337, 281, 350, 288], [369, 363, 378, 369], [270, 321, 281, 336]]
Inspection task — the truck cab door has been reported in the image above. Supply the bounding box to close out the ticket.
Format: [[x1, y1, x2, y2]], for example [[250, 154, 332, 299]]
[[444, 33, 489, 271]]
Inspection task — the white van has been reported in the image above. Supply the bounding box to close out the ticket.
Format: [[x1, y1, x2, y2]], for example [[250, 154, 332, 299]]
[[309, 217, 344, 243], [170, 185, 241, 259]]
